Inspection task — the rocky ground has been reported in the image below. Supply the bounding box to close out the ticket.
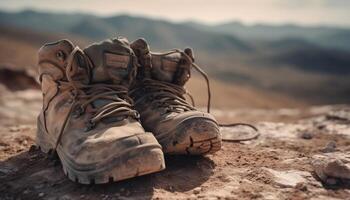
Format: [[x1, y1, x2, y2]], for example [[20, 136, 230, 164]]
[[0, 76, 350, 199]]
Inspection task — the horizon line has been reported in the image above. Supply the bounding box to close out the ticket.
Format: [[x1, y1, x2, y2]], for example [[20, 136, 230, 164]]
[[1, 8, 350, 29]]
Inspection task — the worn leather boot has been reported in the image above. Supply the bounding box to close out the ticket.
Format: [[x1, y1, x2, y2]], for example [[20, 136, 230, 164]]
[[36, 39, 165, 184], [130, 39, 221, 155]]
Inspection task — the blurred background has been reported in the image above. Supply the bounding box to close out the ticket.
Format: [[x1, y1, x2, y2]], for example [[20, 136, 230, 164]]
[[0, 0, 349, 111]]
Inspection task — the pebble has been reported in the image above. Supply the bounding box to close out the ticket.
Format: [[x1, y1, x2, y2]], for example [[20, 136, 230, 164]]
[[263, 168, 308, 188], [300, 132, 313, 139], [38, 192, 45, 197], [312, 155, 350, 184], [321, 141, 337, 153], [323, 159, 350, 179], [193, 187, 201, 194], [312, 158, 328, 182], [295, 182, 308, 191]]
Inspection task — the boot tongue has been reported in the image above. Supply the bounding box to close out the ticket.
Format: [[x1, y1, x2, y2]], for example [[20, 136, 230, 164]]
[[65, 47, 91, 85], [38, 39, 90, 85], [84, 38, 136, 86], [130, 38, 152, 79], [130, 39, 193, 85], [150, 48, 193, 86]]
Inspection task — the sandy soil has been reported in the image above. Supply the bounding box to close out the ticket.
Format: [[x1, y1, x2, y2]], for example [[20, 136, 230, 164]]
[[0, 83, 349, 200]]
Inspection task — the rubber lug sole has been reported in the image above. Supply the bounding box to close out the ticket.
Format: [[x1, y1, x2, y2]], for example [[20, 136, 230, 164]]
[[60, 147, 165, 184], [160, 119, 222, 155], [36, 126, 165, 184]]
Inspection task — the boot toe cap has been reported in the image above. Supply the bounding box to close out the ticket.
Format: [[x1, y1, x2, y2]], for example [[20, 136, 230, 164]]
[[57, 125, 165, 184], [159, 115, 222, 155]]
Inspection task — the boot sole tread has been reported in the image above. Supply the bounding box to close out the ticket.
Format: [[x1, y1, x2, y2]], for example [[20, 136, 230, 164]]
[[37, 126, 165, 184]]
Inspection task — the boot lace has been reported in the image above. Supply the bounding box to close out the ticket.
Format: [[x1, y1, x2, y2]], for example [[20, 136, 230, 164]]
[[132, 79, 196, 114], [131, 49, 259, 141], [55, 47, 138, 149]]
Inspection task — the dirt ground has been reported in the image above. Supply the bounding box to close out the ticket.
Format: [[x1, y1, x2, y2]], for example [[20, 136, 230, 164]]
[[0, 84, 350, 200]]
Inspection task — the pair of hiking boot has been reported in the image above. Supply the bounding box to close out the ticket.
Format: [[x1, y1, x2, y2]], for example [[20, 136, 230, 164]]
[[36, 37, 221, 184]]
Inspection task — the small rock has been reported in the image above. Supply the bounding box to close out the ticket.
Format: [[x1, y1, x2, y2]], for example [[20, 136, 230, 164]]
[[193, 187, 201, 194], [323, 159, 350, 179], [263, 168, 308, 188], [80, 195, 85, 199], [300, 132, 313, 139], [312, 155, 350, 184], [295, 182, 307, 191], [38, 192, 45, 197], [312, 159, 328, 182], [321, 141, 337, 153]]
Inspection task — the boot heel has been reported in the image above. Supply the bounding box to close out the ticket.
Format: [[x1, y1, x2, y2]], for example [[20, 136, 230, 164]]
[[36, 118, 53, 154]]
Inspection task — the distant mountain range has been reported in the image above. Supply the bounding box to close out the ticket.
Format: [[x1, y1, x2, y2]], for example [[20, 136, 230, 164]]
[[187, 21, 350, 51], [0, 10, 349, 104], [1, 10, 349, 50], [0, 10, 249, 51]]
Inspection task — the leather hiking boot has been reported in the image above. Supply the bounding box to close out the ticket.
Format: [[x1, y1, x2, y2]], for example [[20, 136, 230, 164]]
[[129, 39, 221, 155], [36, 39, 165, 184]]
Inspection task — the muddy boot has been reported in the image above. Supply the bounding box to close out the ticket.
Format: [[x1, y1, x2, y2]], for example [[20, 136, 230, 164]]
[[130, 38, 221, 155], [36, 39, 165, 184]]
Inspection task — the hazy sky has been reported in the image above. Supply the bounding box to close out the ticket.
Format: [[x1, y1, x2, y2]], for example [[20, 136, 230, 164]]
[[0, 0, 349, 27]]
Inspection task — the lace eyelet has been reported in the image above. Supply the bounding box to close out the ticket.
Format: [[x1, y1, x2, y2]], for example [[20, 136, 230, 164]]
[[135, 112, 140, 119], [56, 50, 66, 61], [84, 121, 96, 132], [73, 106, 85, 118]]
